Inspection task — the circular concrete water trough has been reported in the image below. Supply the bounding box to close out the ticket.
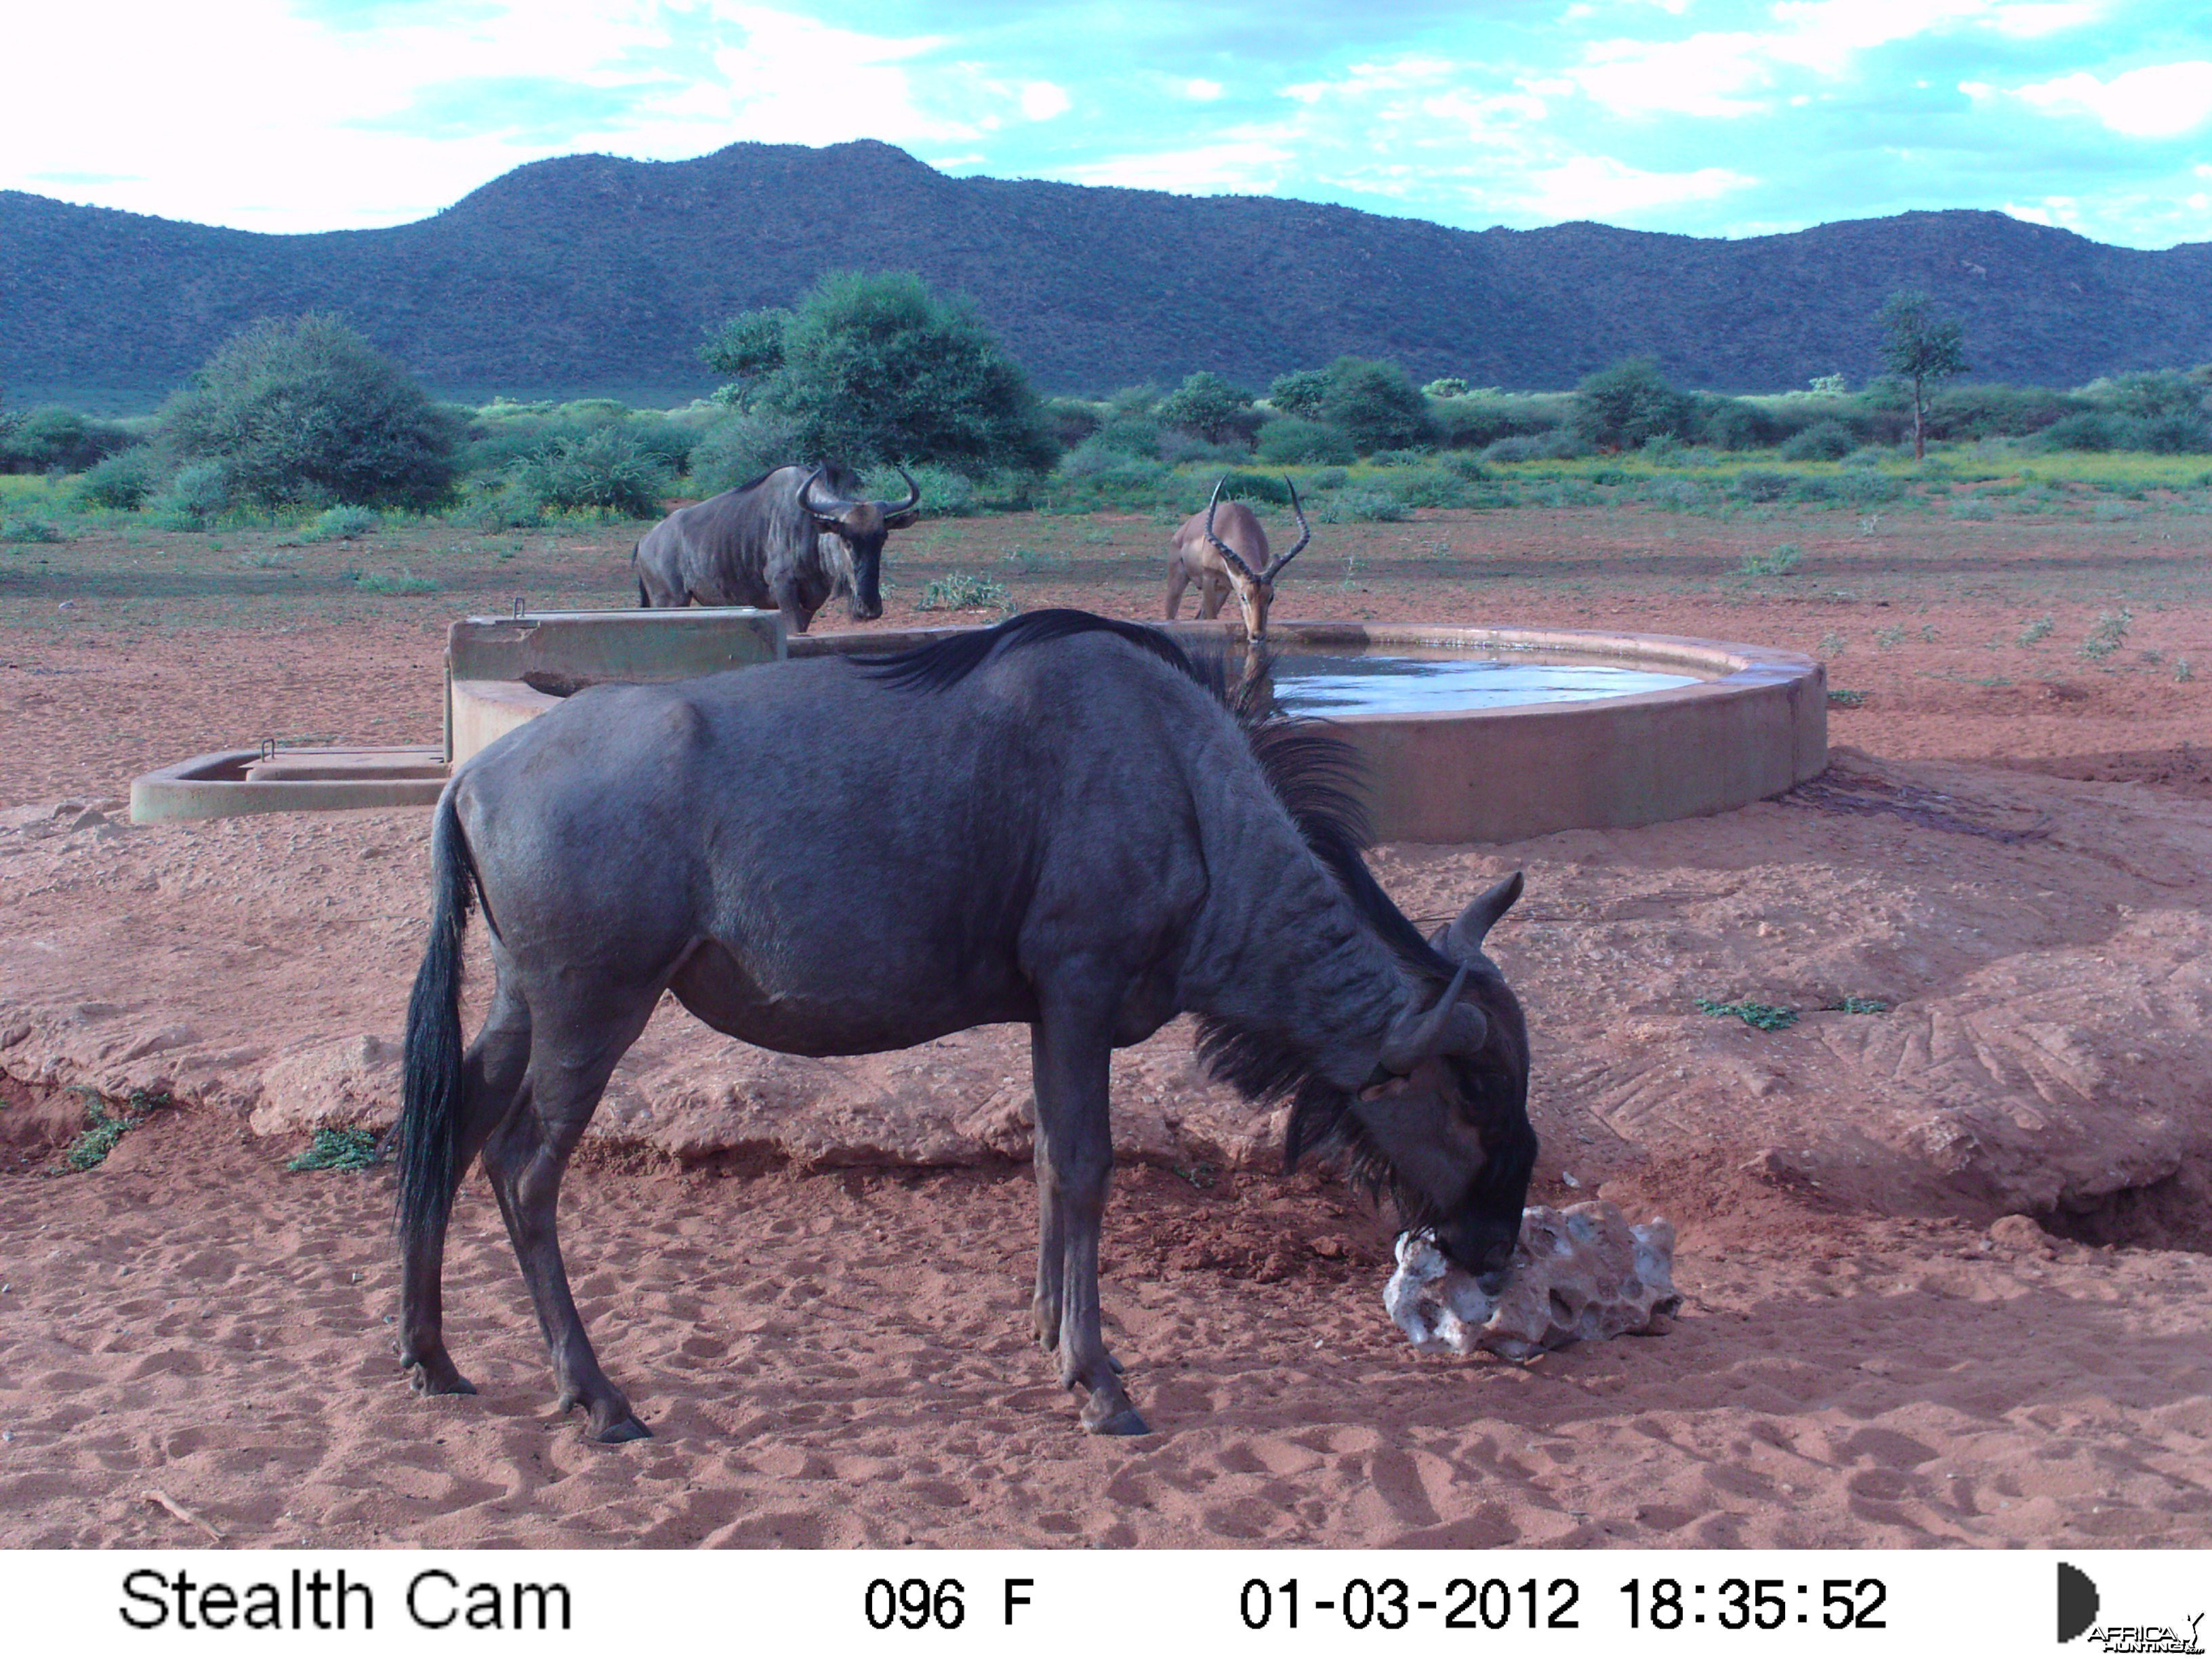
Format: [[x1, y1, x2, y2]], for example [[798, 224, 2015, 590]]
[[788, 618, 1827, 844], [136, 610, 1823, 842]]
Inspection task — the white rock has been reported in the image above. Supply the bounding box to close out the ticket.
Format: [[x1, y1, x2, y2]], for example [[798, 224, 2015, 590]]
[[1385, 1200, 1681, 1360]]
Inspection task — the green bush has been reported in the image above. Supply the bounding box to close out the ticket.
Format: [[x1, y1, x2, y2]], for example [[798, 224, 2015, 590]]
[[0, 405, 140, 474], [1, 514, 63, 543], [1780, 419, 1856, 462], [916, 571, 1015, 613], [1422, 377, 1470, 398], [1731, 469, 1793, 503], [1482, 430, 1592, 463], [1255, 417, 1356, 466], [1432, 398, 1564, 450], [352, 569, 440, 594], [157, 314, 459, 508], [2040, 412, 2119, 451], [1154, 371, 1256, 445], [2091, 370, 2205, 421], [1267, 369, 1333, 418], [726, 270, 1056, 474], [1214, 471, 1293, 505], [512, 428, 672, 518], [77, 448, 159, 510], [687, 409, 805, 495], [287, 1126, 381, 1171], [1574, 358, 1693, 450], [1317, 358, 1435, 454], [1042, 397, 1101, 449], [1697, 397, 1786, 451], [1331, 487, 1410, 522], [148, 460, 233, 527], [302, 504, 380, 541]]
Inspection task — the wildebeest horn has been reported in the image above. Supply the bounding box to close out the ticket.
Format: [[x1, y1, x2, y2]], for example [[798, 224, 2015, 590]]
[[800, 464, 856, 521], [1202, 476, 1262, 583], [1263, 476, 1311, 578], [1441, 872, 1525, 964], [872, 464, 921, 518], [1378, 962, 1488, 1073]]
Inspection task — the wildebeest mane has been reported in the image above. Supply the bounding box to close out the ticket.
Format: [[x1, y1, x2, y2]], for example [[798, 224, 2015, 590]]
[[866, 609, 1459, 1213]]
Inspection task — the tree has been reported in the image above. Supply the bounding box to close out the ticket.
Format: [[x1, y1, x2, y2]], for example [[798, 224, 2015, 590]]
[[1571, 357, 1692, 450], [159, 314, 458, 508], [1318, 357, 1436, 453], [1153, 371, 1255, 444], [1267, 368, 1332, 418], [698, 307, 792, 407], [704, 272, 1055, 474], [1877, 290, 1967, 461]]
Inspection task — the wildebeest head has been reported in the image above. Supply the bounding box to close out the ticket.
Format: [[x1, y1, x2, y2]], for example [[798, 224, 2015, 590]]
[[1201, 474, 1311, 642], [802, 464, 922, 621], [1350, 872, 1535, 1294]]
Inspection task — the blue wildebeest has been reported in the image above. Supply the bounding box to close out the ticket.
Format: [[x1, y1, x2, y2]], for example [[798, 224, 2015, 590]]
[[631, 462, 920, 632], [1166, 474, 1312, 642], [396, 611, 1534, 1441]]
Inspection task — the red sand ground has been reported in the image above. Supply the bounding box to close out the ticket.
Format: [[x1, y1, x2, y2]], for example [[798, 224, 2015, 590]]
[[3, 502, 2209, 1548]]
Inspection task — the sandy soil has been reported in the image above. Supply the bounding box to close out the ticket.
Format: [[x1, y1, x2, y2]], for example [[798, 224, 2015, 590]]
[[3, 499, 2211, 1549]]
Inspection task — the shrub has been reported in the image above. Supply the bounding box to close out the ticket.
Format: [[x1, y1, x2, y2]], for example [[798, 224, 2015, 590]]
[[687, 409, 806, 495], [1482, 430, 1593, 463], [1317, 358, 1435, 454], [1154, 371, 1256, 445], [1392, 468, 1482, 509], [880, 462, 976, 517], [157, 314, 459, 508], [1267, 369, 1332, 418], [1042, 397, 1100, 449], [1213, 471, 1293, 505], [0, 405, 140, 474], [2040, 412, 2118, 451], [1422, 377, 1470, 398], [733, 270, 1056, 473], [352, 569, 441, 594], [2092, 369, 2205, 422], [2129, 412, 2212, 453], [302, 505, 380, 541], [148, 461, 233, 527], [1331, 487, 1410, 522], [1439, 451, 1490, 480], [287, 1126, 382, 1171], [1923, 383, 2084, 441], [1, 514, 63, 543], [1255, 417, 1357, 466], [1432, 396, 1570, 450], [1573, 358, 1693, 450], [1697, 397, 1786, 451], [512, 428, 672, 518], [1780, 419, 1856, 462], [76, 448, 159, 510], [1731, 469, 1793, 503]]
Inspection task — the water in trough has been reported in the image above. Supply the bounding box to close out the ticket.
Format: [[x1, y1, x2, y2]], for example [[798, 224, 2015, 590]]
[[1264, 649, 1702, 717]]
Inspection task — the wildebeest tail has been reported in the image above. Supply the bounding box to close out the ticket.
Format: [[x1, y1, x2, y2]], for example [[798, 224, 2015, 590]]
[[632, 542, 647, 607], [396, 787, 476, 1254]]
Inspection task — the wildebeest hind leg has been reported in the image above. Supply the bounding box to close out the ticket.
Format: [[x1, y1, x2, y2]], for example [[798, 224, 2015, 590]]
[[1029, 1000, 1147, 1435], [481, 988, 659, 1443], [401, 989, 531, 1399]]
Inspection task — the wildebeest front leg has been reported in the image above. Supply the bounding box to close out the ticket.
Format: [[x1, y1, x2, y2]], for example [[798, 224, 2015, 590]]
[[1029, 1000, 1147, 1435], [1031, 1125, 1065, 1349]]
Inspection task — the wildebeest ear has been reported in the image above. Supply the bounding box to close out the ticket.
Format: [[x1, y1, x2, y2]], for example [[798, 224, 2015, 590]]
[[1443, 871, 1524, 963], [883, 510, 920, 531]]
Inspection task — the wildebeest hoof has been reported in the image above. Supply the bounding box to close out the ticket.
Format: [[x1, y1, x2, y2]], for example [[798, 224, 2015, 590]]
[[1082, 1403, 1151, 1437], [406, 1358, 477, 1397], [592, 1414, 653, 1445]]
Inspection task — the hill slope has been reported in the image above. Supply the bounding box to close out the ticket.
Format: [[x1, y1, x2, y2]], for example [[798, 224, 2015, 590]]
[[7, 140, 2212, 408]]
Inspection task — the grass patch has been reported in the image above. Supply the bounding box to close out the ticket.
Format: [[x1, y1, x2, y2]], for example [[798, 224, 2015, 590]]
[[1736, 543, 1801, 577], [916, 571, 1015, 613], [1824, 996, 1890, 1015], [2018, 616, 2054, 647], [2077, 608, 2131, 661], [287, 1126, 382, 1172], [1826, 688, 1866, 708], [62, 1087, 168, 1172], [1696, 997, 1799, 1031]]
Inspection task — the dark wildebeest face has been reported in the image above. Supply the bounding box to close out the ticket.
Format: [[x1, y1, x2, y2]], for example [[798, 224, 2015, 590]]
[[803, 465, 922, 621], [1351, 873, 1535, 1295]]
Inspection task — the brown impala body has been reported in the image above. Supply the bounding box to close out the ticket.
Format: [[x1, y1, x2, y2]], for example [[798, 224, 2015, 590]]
[[1164, 476, 1312, 641]]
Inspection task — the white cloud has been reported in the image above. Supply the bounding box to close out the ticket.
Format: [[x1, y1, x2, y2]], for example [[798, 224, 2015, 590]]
[[1019, 81, 1071, 121], [2015, 62, 2212, 139], [1053, 134, 1298, 196], [1182, 79, 1225, 102], [1529, 154, 1755, 220], [1570, 32, 1773, 117]]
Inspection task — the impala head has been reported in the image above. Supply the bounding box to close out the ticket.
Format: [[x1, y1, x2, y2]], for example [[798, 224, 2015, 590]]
[[1348, 872, 1534, 1292], [1202, 475, 1311, 642], [801, 464, 922, 621]]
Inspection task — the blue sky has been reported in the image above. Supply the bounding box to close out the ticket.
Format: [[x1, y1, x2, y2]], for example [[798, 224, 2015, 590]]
[[9, 0, 2212, 245]]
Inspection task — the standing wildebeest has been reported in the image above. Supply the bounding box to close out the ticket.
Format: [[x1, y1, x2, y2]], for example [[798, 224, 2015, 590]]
[[1166, 475, 1312, 642], [396, 610, 1534, 1441], [631, 462, 921, 632]]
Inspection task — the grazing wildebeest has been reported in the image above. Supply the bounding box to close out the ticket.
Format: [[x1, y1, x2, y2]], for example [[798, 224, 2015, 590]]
[[396, 610, 1534, 1441], [1166, 475, 1312, 641], [631, 462, 920, 632]]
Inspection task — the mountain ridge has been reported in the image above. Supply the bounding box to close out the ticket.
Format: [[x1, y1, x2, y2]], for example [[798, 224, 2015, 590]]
[[7, 138, 2211, 409]]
